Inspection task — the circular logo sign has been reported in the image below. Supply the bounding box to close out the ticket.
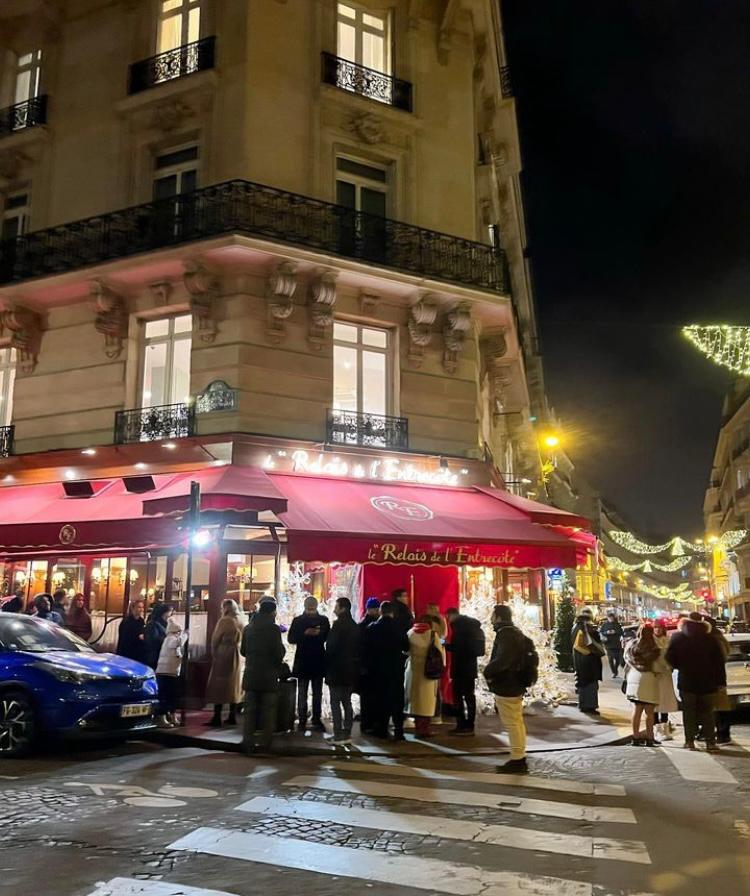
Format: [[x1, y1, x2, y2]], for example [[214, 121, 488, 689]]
[[370, 496, 434, 521], [59, 524, 77, 545]]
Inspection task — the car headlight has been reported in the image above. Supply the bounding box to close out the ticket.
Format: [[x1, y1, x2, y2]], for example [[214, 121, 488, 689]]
[[30, 662, 110, 684]]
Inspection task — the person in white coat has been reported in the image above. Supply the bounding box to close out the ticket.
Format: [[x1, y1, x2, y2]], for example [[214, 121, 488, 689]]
[[405, 615, 445, 737], [156, 615, 188, 728], [653, 622, 678, 740], [624, 624, 667, 746]]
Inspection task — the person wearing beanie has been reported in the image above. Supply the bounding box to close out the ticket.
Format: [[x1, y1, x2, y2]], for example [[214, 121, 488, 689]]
[[241, 600, 285, 754], [358, 597, 381, 733], [288, 594, 330, 732]]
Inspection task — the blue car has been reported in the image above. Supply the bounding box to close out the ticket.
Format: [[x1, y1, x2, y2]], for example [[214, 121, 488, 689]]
[[0, 614, 159, 757]]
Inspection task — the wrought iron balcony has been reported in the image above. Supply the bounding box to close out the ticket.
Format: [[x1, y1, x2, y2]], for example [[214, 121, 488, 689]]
[[499, 65, 513, 99], [0, 95, 48, 138], [128, 36, 216, 95], [0, 180, 507, 293], [114, 403, 195, 444], [321, 52, 412, 113], [326, 408, 409, 450], [0, 425, 13, 458]]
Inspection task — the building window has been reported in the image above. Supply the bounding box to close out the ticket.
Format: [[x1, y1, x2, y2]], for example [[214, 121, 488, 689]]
[[157, 0, 201, 53], [14, 50, 42, 105], [153, 145, 199, 199], [333, 321, 391, 417], [335, 156, 389, 259], [141, 315, 192, 408], [0, 348, 16, 427], [1, 193, 29, 240], [337, 3, 391, 74]]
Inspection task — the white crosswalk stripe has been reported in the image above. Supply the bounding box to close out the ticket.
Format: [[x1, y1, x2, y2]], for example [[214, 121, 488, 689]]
[[86, 880, 237, 896], [661, 743, 738, 783], [282, 773, 638, 823]]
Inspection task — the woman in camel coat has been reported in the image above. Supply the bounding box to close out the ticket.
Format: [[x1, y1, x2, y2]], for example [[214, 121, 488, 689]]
[[205, 599, 245, 726]]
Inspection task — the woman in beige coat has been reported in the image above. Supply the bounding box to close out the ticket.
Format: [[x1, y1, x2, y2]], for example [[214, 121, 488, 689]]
[[406, 615, 446, 737], [205, 599, 245, 727]]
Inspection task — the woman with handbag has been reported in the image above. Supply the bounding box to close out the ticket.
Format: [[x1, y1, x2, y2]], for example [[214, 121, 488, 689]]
[[406, 615, 446, 737], [624, 624, 665, 746], [573, 609, 604, 714]]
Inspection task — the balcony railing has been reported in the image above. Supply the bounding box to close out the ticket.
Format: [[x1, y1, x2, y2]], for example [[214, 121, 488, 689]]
[[0, 425, 13, 458], [0, 95, 48, 138], [0, 180, 507, 293], [128, 36, 216, 95], [321, 52, 413, 112], [499, 65, 513, 99], [114, 403, 195, 444], [326, 408, 409, 450]]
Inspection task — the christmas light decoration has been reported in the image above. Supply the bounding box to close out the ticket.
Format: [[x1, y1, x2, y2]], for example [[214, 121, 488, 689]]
[[608, 529, 747, 557], [608, 531, 681, 555], [720, 529, 747, 550], [683, 325, 750, 377], [606, 555, 692, 573], [509, 595, 566, 706]]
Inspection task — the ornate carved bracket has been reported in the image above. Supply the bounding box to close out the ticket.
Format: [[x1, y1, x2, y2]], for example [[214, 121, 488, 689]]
[[183, 262, 219, 343], [266, 261, 297, 344], [0, 303, 42, 374], [407, 296, 438, 367], [89, 279, 128, 359], [442, 303, 471, 373], [149, 280, 172, 306], [359, 290, 380, 316], [308, 270, 338, 350]]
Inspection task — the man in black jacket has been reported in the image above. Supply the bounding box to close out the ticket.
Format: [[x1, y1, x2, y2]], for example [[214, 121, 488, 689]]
[[391, 588, 414, 636], [599, 611, 624, 678], [241, 600, 285, 754], [363, 601, 409, 740], [666, 612, 726, 751], [325, 597, 360, 745], [288, 596, 331, 732], [358, 597, 380, 734], [446, 607, 484, 736], [484, 604, 537, 774]]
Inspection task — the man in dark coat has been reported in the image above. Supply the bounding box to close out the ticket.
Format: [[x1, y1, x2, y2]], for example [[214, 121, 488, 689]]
[[446, 607, 485, 735], [287, 596, 330, 732], [2, 589, 25, 614], [599, 611, 625, 678], [358, 597, 381, 733], [325, 597, 361, 745], [666, 612, 726, 751], [391, 588, 414, 637], [484, 604, 537, 774], [116, 599, 147, 664], [241, 600, 285, 754], [363, 601, 409, 741]]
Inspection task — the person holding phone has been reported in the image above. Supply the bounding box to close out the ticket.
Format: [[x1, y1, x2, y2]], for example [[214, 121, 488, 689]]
[[288, 596, 330, 732]]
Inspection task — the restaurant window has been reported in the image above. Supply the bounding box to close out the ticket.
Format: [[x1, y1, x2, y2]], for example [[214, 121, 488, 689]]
[[333, 321, 391, 417], [14, 50, 42, 105], [51, 559, 85, 598], [89, 557, 129, 614], [11, 560, 49, 602], [226, 554, 277, 614], [1, 193, 30, 241], [0, 348, 16, 427], [141, 315, 192, 408], [157, 0, 201, 53], [337, 3, 391, 75]]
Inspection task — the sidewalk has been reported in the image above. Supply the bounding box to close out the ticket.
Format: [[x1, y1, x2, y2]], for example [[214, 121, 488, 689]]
[[150, 675, 633, 757]]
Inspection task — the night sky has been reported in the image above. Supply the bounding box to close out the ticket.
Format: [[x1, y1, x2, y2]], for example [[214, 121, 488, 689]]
[[502, 0, 750, 538]]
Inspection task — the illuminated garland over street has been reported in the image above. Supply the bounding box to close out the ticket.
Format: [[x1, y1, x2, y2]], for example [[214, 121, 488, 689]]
[[607, 555, 692, 573], [683, 325, 750, 377], [608, 529, 747, 556]]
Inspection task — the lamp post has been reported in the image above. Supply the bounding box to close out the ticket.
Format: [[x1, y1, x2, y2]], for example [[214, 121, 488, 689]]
[[180, 480, 201, 727]]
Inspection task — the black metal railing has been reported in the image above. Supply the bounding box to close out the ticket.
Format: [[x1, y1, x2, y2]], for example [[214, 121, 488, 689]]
[[0, 425, 13, 458], [321, 52, 412, 112], [0, 95, 48, 138], [128, 36, 216, 94], [326, 408, 409, 450], [0, 179, 507, 293], [499, 65, 513, 99], [114, 403, 195, 444]]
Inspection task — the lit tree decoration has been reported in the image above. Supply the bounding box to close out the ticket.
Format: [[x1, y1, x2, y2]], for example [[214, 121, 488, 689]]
[[509, 595, 566, 706], [553, 591, 576, 672], [462, 571, 502, 714], [683, 325, 750, 377]]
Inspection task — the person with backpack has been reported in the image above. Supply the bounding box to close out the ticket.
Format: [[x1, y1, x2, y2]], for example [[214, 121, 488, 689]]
[[445, 606, 485, 736], [405, 614, 446, 737], [483, 604, 538, 774]]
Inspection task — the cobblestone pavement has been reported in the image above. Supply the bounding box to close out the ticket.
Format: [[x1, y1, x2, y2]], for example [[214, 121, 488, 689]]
[[0, 731, 748, 896]]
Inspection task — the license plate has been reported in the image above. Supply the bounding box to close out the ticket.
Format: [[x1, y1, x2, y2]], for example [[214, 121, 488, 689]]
[[120, 704, 152, 718]]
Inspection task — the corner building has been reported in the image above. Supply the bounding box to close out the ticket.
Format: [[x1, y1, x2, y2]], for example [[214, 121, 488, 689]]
[[0, 0, 589, 662]]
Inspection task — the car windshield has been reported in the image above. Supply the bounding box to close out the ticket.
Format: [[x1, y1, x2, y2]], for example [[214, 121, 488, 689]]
[[727, 640, 750, 662], [0, 616, 94, 654]]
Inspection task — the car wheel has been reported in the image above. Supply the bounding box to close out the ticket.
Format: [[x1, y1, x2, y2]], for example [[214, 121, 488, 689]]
[[0, 692, 36, 758]]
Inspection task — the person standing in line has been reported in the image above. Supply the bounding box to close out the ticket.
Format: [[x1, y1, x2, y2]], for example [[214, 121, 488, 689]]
[[484, 604, 538, 774], [288, 596, 330, 733], [365, 601, 409, 741], [241, 600, 285, 754], [117, 599, 147, 663], [573, 609, 604, 714], [155, 615, 188, 728], [705, 616, 732, 744], [144, 603, 172, 670], [406, 614, 445, 737], [205, 599, 245, 727], [600, 611, 625, 678], [325, 597, 360, 746], [666, 612, 726, 752], [358, 597, 381, 734], [624, 624, 664, 746], [66, 593, 92, 641], [445, 606, 485, 736], [652, 622, 678, 741], [2, 588, 26, 614], [391, 588, 414, 636], [34, 593, 65, 626], [51, 589, 69, 625]]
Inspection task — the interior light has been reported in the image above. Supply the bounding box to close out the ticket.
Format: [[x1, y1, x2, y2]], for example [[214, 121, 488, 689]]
[[135, 462, 147, 470], [64, 469, 76, 480], [81, 448, 96, 456]]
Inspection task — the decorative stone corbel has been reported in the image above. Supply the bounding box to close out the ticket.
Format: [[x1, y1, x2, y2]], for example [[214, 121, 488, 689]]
[[308, 271, 338, 350], [407, 296, 438, 367], [151, 99, 192, 134], [265, 261, 297, 344], [183, 261, 219, 343], [0, 303, 43, 374], [359, 290, 380, 316], [89, 279, 128, 359], [150, 280, 172, 307], [442, 303, 472, 373]]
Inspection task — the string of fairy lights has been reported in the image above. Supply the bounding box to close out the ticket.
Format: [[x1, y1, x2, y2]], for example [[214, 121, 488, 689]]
[[683, 325, 750, 377], [608, 529, 747, 556], [606, 555, 692, 573]]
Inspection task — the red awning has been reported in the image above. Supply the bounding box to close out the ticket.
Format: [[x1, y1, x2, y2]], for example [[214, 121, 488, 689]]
[[269, 473, 590, 568], [476, 487, 591, 529], [142, 465, 287, 516]]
